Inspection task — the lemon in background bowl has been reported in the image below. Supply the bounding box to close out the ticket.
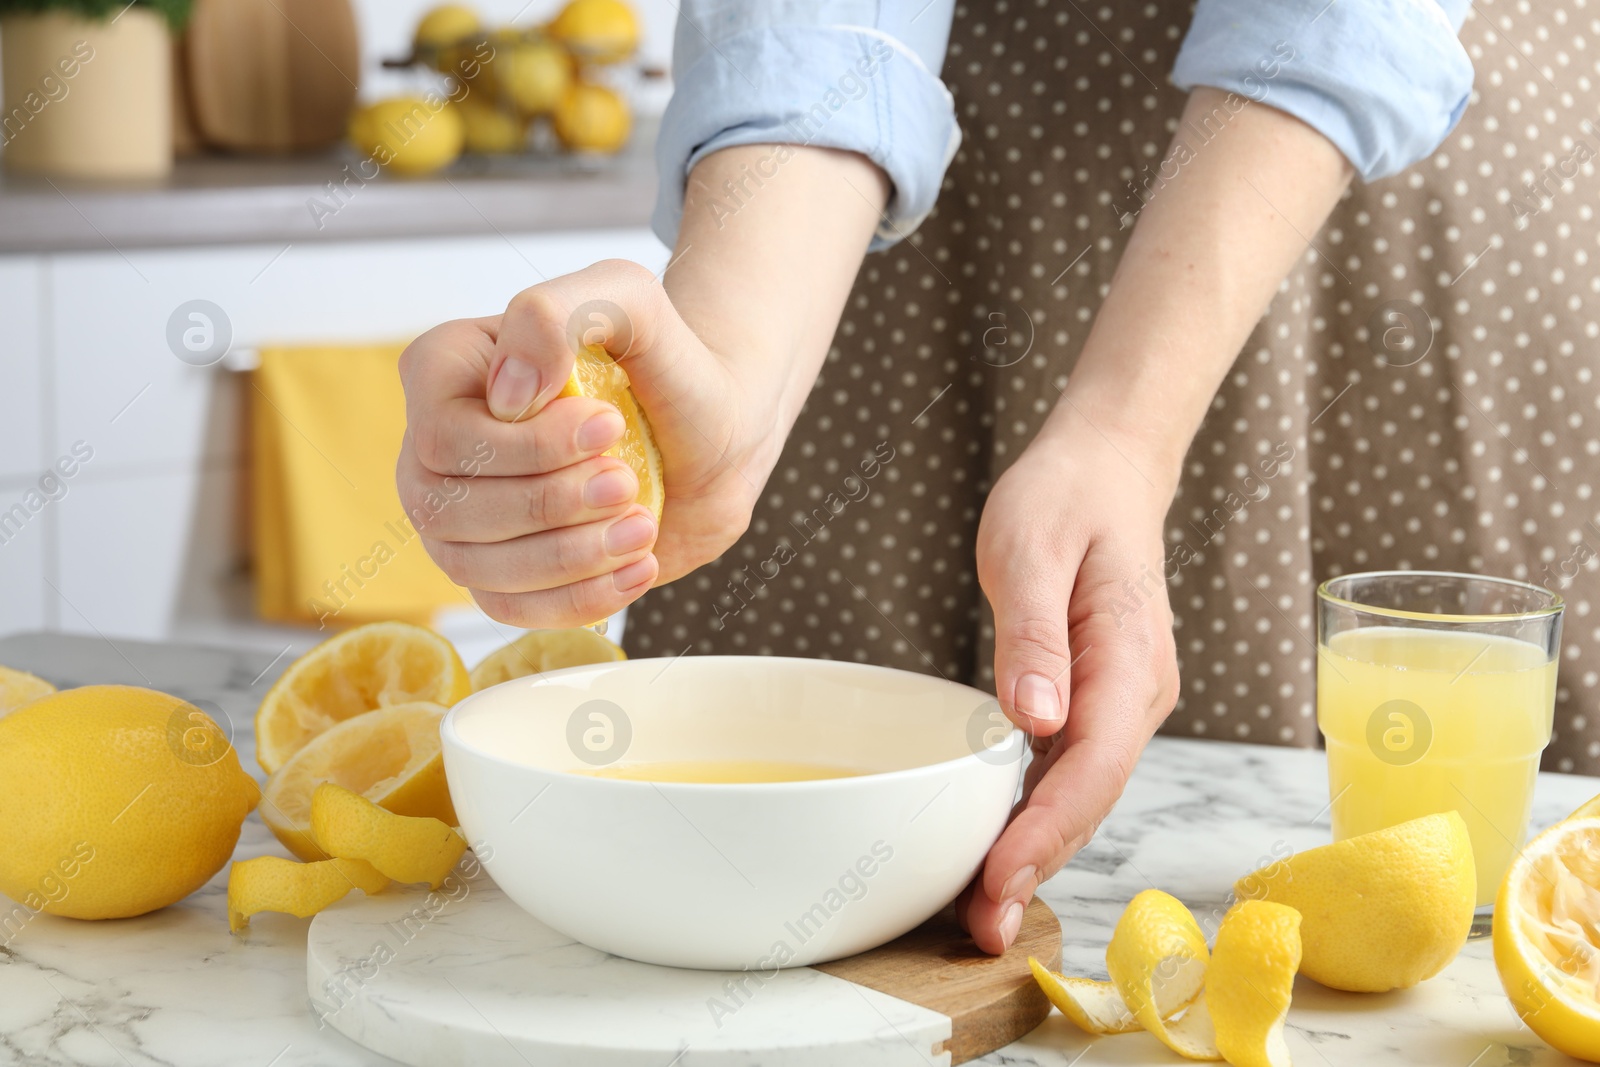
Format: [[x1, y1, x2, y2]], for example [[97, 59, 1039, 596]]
[[552, 83, 631, 154], [414, 4, 482, 61], [458, 98, 528, 154], [546, 0, 639, 64], [350, 98, 465, 175], [504, 39, 573, 115]]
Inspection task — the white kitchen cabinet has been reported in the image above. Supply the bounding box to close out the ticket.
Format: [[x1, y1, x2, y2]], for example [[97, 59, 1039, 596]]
[[2, 228, 668, 641], [0, 502, 47, 633], [53, 468, 210, 639], [0, 257, 45, 480], [46, 229, 668, 471]]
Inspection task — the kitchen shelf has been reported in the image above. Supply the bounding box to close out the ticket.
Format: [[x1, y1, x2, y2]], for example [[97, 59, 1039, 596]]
[[0, 119, 658, 254]]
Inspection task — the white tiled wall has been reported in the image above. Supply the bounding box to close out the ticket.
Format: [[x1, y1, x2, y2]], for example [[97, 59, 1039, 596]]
[[0, 257, 49, 633], [0, 227, 668, 646], [0, 502, 47, 635]]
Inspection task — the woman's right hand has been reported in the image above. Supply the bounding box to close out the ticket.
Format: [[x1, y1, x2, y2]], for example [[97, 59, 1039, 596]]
[[397, 258, 779, 628]]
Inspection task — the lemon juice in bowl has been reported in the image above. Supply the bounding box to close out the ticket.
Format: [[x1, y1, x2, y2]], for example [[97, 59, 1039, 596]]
[[1316, 572, 1563, 912]]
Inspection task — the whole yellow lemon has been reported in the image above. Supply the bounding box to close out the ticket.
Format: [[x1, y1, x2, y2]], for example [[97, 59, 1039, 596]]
[[546, 0, 639, 64], [458, 98, 528, 154], [553, 83, 631, 154], [0, 686, 260, 920], [458, 27, 527, 98], [414, 4, 481, 58], [503, 39, 573, 115], [351, 97, 466, 175]]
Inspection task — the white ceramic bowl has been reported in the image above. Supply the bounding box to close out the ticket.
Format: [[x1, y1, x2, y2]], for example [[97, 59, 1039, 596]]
[[441, 655, 1024, 970]]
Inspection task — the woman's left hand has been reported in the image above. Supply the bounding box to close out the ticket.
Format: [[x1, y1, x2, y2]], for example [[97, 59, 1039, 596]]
[[961, 406, 1182, 953]]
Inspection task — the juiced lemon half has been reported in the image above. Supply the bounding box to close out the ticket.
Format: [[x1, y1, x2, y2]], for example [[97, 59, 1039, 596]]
[[469, 626, 625, 690], [1494, 814, 1600, 1062], [255, 622, 470, 773], [1567, 792, 1600, 821], [259, 702, 455, 861]]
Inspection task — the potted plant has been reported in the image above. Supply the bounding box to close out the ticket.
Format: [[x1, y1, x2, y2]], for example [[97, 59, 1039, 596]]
[[1, 0, 190, 178]]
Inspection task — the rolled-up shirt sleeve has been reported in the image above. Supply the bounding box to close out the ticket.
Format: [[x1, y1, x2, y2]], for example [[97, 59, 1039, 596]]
[[653, 1, 960, 252], [1171, 0, 1474, 181]]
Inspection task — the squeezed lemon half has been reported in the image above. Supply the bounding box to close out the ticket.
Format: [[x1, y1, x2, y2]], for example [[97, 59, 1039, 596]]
[[469, 626, 626, 690], [255, 622, 470, 774], [259, 702, 455, 861], [1494, 814, 1600, 1062]]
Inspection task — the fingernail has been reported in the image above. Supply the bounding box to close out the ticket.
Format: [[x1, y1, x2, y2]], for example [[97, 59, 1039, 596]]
[[584, 468, 636, 509], [1000, 864, 1038, 904], [488, 358, 540, 421], [577, 411, 625, 452], [998, 901, 1025, 951], [604, 513, 655, 555], [1015, 673, 1062, 727], [612, 557, 654, 591]]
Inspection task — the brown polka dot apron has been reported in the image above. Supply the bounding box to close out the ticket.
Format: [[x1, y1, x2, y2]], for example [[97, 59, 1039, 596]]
[[625, 0, 1600, 774]]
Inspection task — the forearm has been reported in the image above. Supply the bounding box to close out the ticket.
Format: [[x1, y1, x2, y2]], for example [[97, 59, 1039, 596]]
[[1049, 87, 1355, 487], [665, 144, 887, 443]]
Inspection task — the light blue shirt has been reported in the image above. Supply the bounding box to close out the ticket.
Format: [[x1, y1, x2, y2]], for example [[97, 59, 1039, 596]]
[[653, 0, 1474, 252]]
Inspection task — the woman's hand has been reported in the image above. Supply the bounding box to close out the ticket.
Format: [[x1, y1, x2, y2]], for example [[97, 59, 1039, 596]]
[[397, 259, 780, 628], [398, 145, 889, 629], [961, 407, 1182, 953], [955, 87, 1353, 952]]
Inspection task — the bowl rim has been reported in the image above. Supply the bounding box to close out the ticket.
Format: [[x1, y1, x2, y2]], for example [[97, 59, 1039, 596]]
[[440, 654, 1025, 790]]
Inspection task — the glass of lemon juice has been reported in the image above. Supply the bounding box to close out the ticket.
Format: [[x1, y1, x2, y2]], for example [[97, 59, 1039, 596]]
[[1316, 571, 1563, 915]]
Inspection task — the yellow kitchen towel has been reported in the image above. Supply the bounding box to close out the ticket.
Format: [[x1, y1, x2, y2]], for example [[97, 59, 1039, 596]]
[[252, 343, 465, 628]]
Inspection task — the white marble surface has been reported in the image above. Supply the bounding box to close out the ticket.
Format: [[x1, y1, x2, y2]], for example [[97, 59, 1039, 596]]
[[308, 880, 949, 1066], [0, 635, 1594, 1066]]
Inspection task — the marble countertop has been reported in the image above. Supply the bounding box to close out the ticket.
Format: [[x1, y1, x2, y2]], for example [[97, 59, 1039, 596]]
[[0, 633, 1591, 1066], [0, 121, 657, 255]]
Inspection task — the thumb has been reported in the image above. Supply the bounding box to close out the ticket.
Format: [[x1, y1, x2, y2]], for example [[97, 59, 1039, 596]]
[[487, 260, 671, 422], [983, 537, 1081, 737]]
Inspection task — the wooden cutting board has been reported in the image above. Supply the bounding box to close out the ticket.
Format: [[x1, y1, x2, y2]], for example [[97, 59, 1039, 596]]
[[306, 880, 1060, 1066], [185, 0, 359, 153], [814, 898, 1059, 1063]]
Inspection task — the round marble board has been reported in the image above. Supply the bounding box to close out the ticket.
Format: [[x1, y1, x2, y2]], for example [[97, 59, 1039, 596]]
[[307, 878, 1059, 1067]]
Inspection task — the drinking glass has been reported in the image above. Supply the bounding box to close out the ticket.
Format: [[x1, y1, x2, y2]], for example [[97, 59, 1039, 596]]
[[1316, 571, 1563, 920]]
